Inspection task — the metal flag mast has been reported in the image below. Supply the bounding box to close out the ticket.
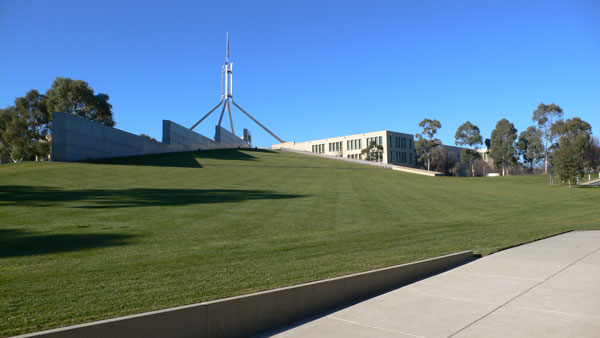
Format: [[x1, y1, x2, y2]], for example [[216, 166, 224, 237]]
[[190, 33, 284, 143]]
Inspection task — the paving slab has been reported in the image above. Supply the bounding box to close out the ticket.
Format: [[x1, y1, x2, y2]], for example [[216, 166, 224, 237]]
[[452, 306, 600, 338], [268, 316, 418, 338], [510, 279, 600, 318], [265, 231, 600, 338], [400, 270, 538, 304], [326, 291, 497, 338]]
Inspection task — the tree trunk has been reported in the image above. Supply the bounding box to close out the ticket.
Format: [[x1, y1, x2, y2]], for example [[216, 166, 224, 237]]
[[6, 145, 22, 163], [568, 179, 571, 188], [529, 161, 534, 174], [10, 154, 22, 163], [544, 131, 549, 174]]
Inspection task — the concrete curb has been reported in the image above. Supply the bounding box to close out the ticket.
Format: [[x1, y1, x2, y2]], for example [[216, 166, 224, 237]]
[[16, 251, 473, 338], [392, 166, 443, 176]]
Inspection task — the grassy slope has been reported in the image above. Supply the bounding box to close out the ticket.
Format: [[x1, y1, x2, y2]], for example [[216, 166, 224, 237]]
[[1, 149, 598, 336]]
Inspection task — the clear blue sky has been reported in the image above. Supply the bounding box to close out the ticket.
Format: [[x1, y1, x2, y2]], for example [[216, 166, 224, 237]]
[[1, 0, 599, 147]]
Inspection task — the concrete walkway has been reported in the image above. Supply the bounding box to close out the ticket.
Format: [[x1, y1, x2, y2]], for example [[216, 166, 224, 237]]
[[581, 178, 600, 186], [266, 231, 600, 338]]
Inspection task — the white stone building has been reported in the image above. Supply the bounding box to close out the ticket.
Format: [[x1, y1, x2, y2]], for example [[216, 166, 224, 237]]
[[272, 130, 417, 167]]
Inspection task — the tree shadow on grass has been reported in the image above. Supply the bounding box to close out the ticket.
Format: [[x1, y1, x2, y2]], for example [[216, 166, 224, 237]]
[[91, 148, 280, 168], [0, 229, 136, 258], [0, 185, 306, 209], [193, 148, 276, 161], [93, 151, 203, 168]]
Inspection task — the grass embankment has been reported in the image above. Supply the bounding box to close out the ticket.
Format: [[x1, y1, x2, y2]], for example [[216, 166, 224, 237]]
[[1, 149, 598, 336]]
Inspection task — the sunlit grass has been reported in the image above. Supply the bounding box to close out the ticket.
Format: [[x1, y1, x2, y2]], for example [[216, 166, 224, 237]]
[[1, 149, 598, 336]]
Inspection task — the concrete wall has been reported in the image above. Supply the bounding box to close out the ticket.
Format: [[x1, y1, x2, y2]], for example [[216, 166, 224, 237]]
[[162, 120, 219, 151], [17, 251, 473, 338], [51, 112, 170, 161], [214, 126, 250, 148], [51, 112, 250, 161]]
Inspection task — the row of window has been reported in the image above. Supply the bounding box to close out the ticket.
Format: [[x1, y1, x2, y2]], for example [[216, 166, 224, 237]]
[[311, 144, 325, 153], [389, 151, 413, 164], [315, 136, 382, 154], [347, 154, 360, 159], [313, 135, 412, 157], [389, 135, 411, 149], [329, 141, 343, 152], [346, 139, 363, 151], [366, 136, 383, 147], [364, 152, 383, 162]]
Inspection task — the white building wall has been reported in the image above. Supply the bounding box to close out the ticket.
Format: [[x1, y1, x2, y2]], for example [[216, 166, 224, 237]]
[[273, 130, 416, 167]]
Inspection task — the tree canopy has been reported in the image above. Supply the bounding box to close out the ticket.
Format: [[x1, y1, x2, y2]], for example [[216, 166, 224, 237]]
[[431, 147, 459, 175], [46, 77, 115, 127], [532, 102, 564, 174], [455, 121, 482, 149], [551, 118, 592, 187], [0, 106, 31, 163], [0, 90, 50, 162], [415, 118, 442, 171], [0, 77, 115, 162], [515, 126, 544, 173], [584, 136, 600, 177], [489, 118, 517, 176], [455, 121, 482, 176]]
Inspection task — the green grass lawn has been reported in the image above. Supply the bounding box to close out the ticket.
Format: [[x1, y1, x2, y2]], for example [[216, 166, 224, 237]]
[[1, 149, 598, 336]]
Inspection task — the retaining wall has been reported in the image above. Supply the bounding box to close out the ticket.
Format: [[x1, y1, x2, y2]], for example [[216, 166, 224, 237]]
[[51, 112, 170, 161], [162, 120, 219, 151], [214, 125, 250, 147], [17, 251, 473, 338], [51, 112, 250, 161]]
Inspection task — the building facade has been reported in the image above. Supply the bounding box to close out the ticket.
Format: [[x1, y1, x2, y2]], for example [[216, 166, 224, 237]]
[[273, 130, 417, 167]]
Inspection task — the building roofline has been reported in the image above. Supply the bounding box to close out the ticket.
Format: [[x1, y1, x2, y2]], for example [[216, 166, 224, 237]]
[[281, 130, 415, 145]]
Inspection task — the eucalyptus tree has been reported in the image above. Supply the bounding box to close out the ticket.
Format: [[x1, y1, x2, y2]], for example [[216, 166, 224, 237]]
[[515, 126, 544, 173], [455, 121, 483, 176], [46, 77, 115, 127], [552, 118, 591, 187], [15, 90, 51, 159], [415, 118, 442, 171], [0, 106, 33, 163], [490, 119, 517, 176], [584, 136, 600, 181], [532, 102, 564, 174], [0, 77, 116, 162]]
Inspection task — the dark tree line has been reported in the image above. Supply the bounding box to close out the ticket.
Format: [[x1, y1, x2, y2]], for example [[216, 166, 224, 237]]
[[415, 102, 599, 186], [552, 118, 594, 187], [0, 77, 114, 163]]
